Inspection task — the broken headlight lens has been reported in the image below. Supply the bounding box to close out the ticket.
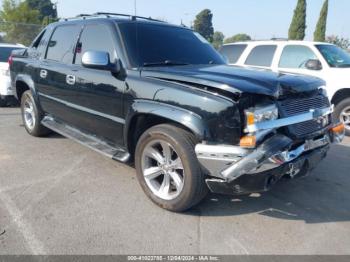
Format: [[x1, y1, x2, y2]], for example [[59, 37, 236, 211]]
[[245, 104, 279, 127]]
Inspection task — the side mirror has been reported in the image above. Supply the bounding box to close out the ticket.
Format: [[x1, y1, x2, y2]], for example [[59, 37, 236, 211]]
[[82, 51, 121, 73], [305, 59, 322, 71]]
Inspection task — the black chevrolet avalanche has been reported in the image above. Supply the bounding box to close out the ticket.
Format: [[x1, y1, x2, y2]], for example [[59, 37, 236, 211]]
[[10, 13, 345, 211]]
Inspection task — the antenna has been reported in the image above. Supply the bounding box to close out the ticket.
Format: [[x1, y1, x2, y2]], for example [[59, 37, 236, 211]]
[[134, 0, 137, 16]]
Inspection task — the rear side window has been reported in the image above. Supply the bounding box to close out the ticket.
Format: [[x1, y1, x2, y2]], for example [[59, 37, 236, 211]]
[[75, 24, 116, 65], [46, 25, 81, 64], [279, 45, 317, 68], [219, 45, 247, 64], [245, 45, 277, 67]]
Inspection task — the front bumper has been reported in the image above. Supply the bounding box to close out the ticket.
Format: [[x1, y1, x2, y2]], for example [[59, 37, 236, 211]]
[[195, 126, 344, 195]]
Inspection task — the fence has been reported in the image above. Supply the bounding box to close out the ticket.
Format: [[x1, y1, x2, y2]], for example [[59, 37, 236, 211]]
[[0, 21, 44, 46]]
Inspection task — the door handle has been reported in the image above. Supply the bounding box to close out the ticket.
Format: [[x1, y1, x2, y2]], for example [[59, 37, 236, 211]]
[[66, 75, 76, 85], [40, 69, 47, 79]]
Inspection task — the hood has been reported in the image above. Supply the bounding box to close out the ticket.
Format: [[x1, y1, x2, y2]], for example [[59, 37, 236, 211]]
[[141, 65, 325, 98]]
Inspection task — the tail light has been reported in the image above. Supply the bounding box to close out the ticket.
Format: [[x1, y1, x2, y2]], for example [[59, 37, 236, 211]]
[[8, 55, 13, 66]]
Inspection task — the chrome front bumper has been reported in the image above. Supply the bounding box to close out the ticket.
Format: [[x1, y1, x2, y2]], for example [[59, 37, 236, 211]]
[[195, 134, 332, 182]]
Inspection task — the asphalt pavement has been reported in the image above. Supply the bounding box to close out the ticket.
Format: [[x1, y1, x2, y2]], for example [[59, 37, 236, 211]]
[[1, 107, 350, 255]]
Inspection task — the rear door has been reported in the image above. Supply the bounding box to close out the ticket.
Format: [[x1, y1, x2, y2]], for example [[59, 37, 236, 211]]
[[243, 45, 277, 70], [68, 22, 125, 146], [37, 24, 82, 124]]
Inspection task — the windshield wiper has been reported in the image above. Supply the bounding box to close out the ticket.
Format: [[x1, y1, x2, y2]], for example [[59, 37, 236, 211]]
[[143, 60, 190, 67]]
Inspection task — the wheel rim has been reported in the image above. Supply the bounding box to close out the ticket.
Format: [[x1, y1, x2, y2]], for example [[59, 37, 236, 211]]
[[340, 106, 350, 132], [141, 139, 185, 201], [23, 99, 36, 130]]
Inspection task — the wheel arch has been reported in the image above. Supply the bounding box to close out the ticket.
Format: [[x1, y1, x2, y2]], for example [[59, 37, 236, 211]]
[[331, 88, 350, 106], [124, 100, 209, 157], [15, 74, 38, 103]]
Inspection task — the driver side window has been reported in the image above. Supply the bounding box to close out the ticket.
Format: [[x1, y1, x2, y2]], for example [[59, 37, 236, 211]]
[[279, 45, 317, 69], [74, 24, 116, 65]]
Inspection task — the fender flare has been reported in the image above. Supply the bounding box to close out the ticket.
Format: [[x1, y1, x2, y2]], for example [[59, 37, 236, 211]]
[[14, 74, 39, 102], [124, 99, 209, 147]]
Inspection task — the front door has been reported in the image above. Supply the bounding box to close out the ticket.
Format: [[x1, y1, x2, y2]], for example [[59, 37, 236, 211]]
[[69, 23, 125, 146]]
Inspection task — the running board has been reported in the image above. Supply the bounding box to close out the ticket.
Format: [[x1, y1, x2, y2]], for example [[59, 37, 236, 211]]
[[41, 116, 130, 162]]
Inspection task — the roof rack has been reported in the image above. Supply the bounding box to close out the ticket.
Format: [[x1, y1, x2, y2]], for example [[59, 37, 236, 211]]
[[270, 37, 289, 41], [61, 12, 165, 23]]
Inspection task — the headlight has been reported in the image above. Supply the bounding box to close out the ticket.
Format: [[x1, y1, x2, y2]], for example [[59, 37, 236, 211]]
[[245, 104, 278, 127], [241, 104, 278, 148]]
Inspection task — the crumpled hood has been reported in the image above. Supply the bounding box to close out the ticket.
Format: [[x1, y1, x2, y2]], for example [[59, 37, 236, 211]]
[[141, 65, 325, 98]]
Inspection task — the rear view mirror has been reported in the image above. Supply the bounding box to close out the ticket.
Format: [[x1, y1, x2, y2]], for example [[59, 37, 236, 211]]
[[305, 59, 322, 71], [82, 51, 121, 73]]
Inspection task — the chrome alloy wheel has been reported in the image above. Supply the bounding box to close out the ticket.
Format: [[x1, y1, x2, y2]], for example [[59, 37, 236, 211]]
[[141, 139, 185, 200], [340, 106, 350, 132], [23, 99, 36, 130]]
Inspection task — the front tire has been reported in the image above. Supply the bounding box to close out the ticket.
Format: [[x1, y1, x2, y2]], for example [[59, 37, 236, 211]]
[[21, 90, 51, 137], [135, 124, 208, 212], [334, 98, 350, 136]]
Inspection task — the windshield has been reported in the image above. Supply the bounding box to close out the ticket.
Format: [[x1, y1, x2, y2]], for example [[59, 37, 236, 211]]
[[316, 44, 350, 68], [118, 22, 225, 68], [0, 47, 21, 62]]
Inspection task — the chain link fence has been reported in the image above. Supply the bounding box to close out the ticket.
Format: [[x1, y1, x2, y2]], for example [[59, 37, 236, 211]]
[[0, 21, 44, 46]]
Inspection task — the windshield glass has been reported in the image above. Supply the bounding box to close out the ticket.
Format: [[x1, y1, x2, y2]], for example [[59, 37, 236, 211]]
[[316, 44, 350, 68], [118, 22, 225, 68], [0, 47, 21, 62]]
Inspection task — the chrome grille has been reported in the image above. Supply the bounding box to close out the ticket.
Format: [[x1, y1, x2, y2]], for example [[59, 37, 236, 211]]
[[278, 95, 330, 137]]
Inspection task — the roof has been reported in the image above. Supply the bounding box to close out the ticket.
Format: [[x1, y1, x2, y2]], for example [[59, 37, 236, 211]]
[[52, 12, 187, 30], [223, 40, 333, 46]]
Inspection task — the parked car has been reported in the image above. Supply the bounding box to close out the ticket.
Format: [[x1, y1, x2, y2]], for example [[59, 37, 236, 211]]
[[220, 40, 350, 135], [0, 43, 25, 106], [10, 14, 344, 211]]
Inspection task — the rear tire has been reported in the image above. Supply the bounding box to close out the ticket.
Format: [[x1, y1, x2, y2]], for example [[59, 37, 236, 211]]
[[135, 124, 208, 212], [20, 90, 51, 137], [333, 98, 350, 136], [0, 97, 6, 107]]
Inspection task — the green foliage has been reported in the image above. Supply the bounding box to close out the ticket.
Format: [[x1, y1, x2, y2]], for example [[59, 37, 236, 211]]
[[288, 0, 307, 40], [327, 35, 350, 50], [26, 0, 57, 22], [224, 33, 251, 44], [0, 0, 42, 45], [314, 0, 328, 42], [212, 31, 224, 49], [193, 9, 214, 42]]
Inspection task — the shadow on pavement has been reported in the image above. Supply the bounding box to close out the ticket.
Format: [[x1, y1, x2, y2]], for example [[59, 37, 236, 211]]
[[188, 142, 350, 224]]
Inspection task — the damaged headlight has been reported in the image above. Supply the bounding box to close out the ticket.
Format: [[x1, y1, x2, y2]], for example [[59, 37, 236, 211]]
[[241, 104, 278, 148], [245, 104, 279, 127]]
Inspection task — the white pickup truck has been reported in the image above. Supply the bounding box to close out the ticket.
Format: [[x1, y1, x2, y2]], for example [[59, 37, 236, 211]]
[[220, 40, 350, 135]]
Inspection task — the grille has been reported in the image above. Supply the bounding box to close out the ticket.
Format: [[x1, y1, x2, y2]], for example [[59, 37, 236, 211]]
[[278, 95, 330, 137]]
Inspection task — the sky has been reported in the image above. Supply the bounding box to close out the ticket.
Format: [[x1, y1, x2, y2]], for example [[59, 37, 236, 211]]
[[2, 0, 350, 40]]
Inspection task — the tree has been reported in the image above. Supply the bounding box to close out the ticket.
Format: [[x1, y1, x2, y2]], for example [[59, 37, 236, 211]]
[[26, 0, 57, 23], [0, 0, 42, 45], [193, 9, 214, 42], [327, 35, 350, 50], [212, 31, 224, 49], [288, 0, 307, 40], [224, 33, 251, 44], [314, 0, 328, 42]]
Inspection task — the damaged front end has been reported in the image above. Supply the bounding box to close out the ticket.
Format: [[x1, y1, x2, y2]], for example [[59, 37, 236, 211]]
[[195, 90, 345, 196]]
